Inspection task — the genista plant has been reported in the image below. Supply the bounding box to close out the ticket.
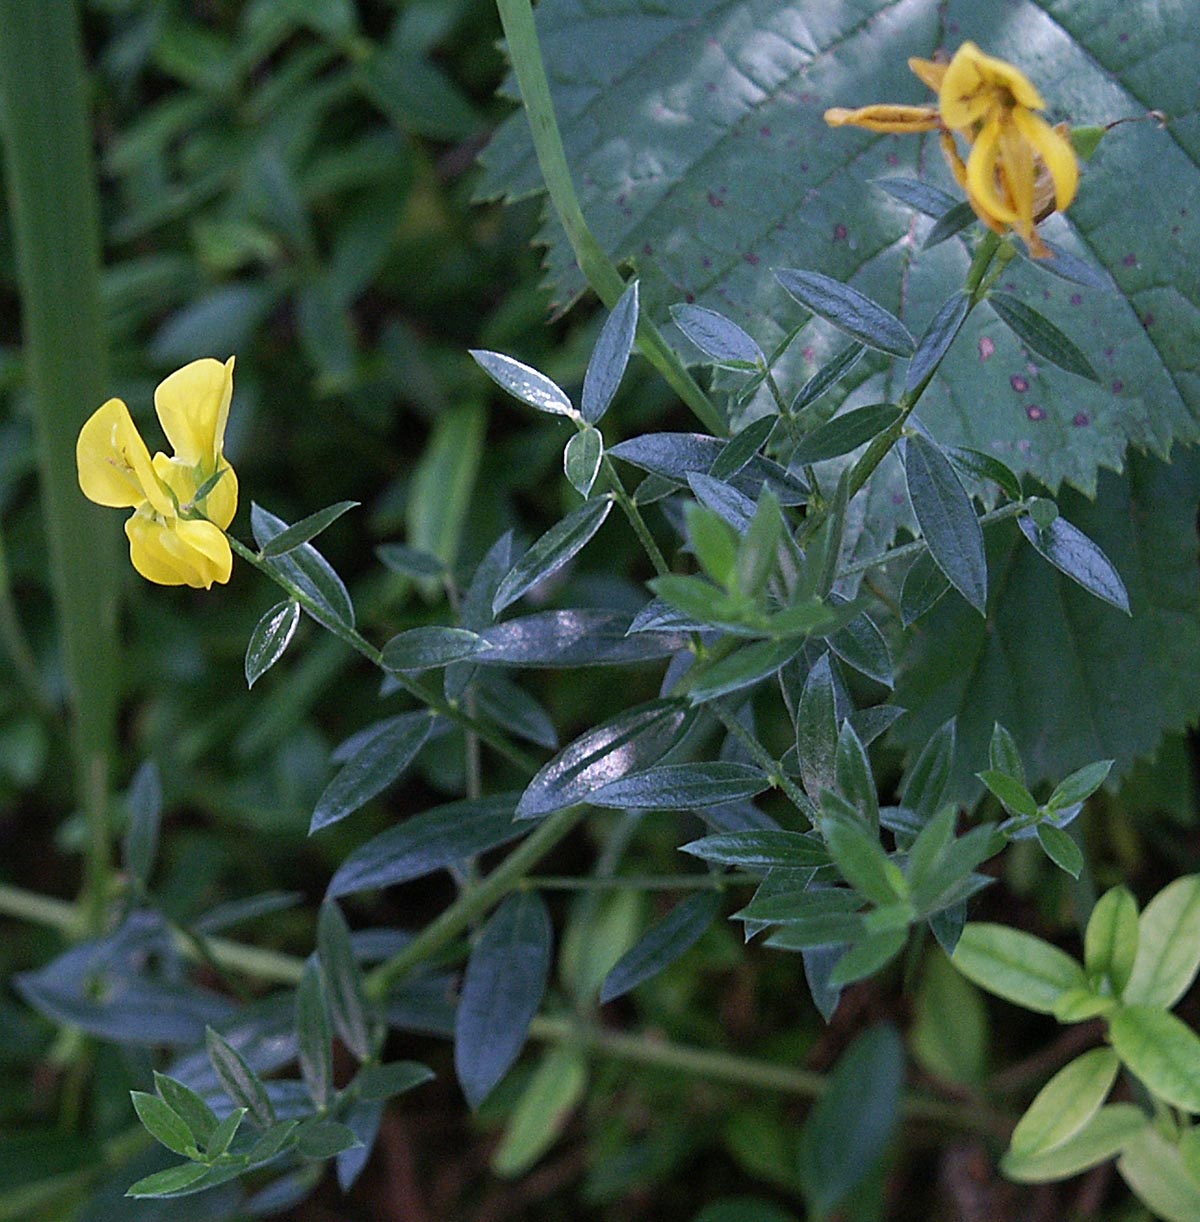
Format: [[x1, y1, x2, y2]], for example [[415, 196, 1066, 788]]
[[3, 2, 1200, 1218]]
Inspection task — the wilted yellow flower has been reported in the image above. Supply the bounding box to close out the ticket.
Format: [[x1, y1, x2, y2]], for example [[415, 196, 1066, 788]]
[[826, 42, 1079, 257], [77, 357, 238, 589]]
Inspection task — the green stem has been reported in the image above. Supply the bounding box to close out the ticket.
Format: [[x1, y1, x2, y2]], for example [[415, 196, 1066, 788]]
[[227, 536, 539, 773], [364, 805, 585, 999], [526, 873, 758, 891], [0, 0, 121, 934], [713, 701, 816, 824], [601, 457, 669, 577], [494, 0, 726, 437]]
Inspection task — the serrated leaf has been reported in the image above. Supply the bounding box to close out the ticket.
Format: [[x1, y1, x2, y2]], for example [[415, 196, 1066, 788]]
[[600, 892, 721, 1002], [131, 1092, 198, 1158], [906, 292, 970, 394], [1010, 1048, 1120, 1157], [682, 830, 829, 870], [905, 433, 987, 615], [318, 902, 373, 1062], [583, 280, 639, 422], [590, 762, 770, 810], [258, 500, 359, 558], [245, 599, 301, 688], [988, 292, 1099, 382], [671, 302, 764, 369], [252, 505, 355, 632], [381, 626, 489, 672], [356, 1061, 435, 1103], [310, 711, 435, 833], [951, 923, 1086, 1015], [791, 403, 901, 465], [1109, 1005, 1200, 1112], [492, 498, 612, 614], [564, 426, 604, 496], [471, 349, 575, 416], [205, 1026, 275, 1129], [777, 269, 914, 357], [455, 892, 552, 1109], [1018, 514, 1130, 614]]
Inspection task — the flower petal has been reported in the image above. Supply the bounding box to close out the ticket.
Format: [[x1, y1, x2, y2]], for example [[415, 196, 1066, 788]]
[[77, 398, 171, 514], [153, 356, 235, 468], [155, 454, 238, 531], [907, 56, 947, 94], [1013, 108, 1079, 211], [824, 104, 940, 133], [999, 117, 1037, 237], [966, 116, 1020, 225], [125, 512, 232, 588], [940, 41, 1045, 129]]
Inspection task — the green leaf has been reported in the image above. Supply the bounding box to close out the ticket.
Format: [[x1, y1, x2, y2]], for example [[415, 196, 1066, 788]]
[[892, 453, 1200, 799], [152, 1073, 218, 1148], [310, 711, 436, 833], [582, 279, 639, 423], [491, 1046, 588, 1178], [122, 760, 162, 888], [205, 1026, 275, 1129], [945, 446, 1023, 503], [1085, 886, 1140, 996], [258, 500, 359, 558], [734, 490, 783, 598], [246, 1120, 301, 1166], [904, 433, 987, 615], [600, 892, 721, 1003], [244, 599, 301, 688], [1123, 875, 1200, 1010], [380, 626, 489, 672], [204, 1107, 245, 1160], [1003, 1104, 1146, 1183], [796, 1024, 904, 1214], [686, 501, 739, 588], [130, 1092, 198, 1158], [776, 269, 914, 357], [492, 497, 613, 614], [296, 1120, 362, 1161], [1010, 1048, 1120, 1157], [907, 292, 970, 394], [125, 1162, 211, 1199], [1036, 824, 1084, 879], [709, 415, 777, 481], [989, 723, 1027, 788], [686, 637, 808, 704], [252, 505, 355, 633], [790, 403, 901, 465], [682, 830, 829, 870], [1047, 759, 1114, 809], [899, 549, 949, 627], [471, 349, 575, 416], [1118, 1127, 1200, 1222], [835, 722, 878, 834], [455, 892, 552, 1109], [910, 951, 988, 1088], [922, 200, 977, 249], [874, 176, 957, 219], [296, 960, 333, 1109], [591, 762, 770, 811], [481, 608, 687, 667], [789, 342, 865, 415], [987, 292, 1099, 382], [822, 811, 906, 908], [900, 720, 955, 830], [951, 923, 1086, 1014], [327, 793, 525, 898], [671, 302, 764, 369], [1018, 515, 1130, 614], [317, 901, 373, 1062], [564, 426, 604, 497], [1109, 1005, 1200, 1112], [828, 928, 906, 987], [977, 769, 1038, 819], [356, 1061, 435, 1103], [375, 543, 446, 579], [517, 699, 695, 820], [794, 653, 837, 803]]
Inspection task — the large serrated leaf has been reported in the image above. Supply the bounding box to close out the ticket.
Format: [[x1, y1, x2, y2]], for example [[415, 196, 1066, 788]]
[[479, 0, 1200, 500]]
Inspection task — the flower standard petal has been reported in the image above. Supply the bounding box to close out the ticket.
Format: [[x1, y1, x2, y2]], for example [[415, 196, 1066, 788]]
[[77, 398, 173, 514], [1013, 107, 1079, 211], [940, 42, 1046, 130], [153, 356, 235, 468]]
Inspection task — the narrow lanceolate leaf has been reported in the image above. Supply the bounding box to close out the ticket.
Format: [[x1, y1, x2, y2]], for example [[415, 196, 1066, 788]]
[[327, 793, 524, 898], [153, 1073, 218, 1148], [310, 711, 435, 833], [794, 654, 837, 803], [317, 902, 373, 1062], [245, 600, 301, 688], [1036, 824, 1084, 878], [252, 505, 355, 632], [1010, 1048, 1120, 1157], [901, 720, 956, 829], [709, 415, 776, 481], [380, 626, 488, 672], [1018, 515, 1130, 614], [590, 762, 770, 810], [906, 292, 970, 393], [356, 1061, 436, 1103], [977, 769, 1038, 819], [681, 830, 829, 870], [1003, 1105, 1147, 1183], [583, 279, 639, 423], [480, 608, 687, 667], [835, 722, 878, 834], [905, 434, 987, 615], [686, 637, 808, 704], [791, 403, 901, 465], [492, 497, 612, 614], [1123, 875, 1200, 1009], [205, 1026, 275, 1129], [297, 1120, 362, 1161], [470, 349, 575, 416], [900, 550, 950, 626], [491, 1046, 587, 1178], [204, 1108, 245, 1159], [922, 200, 977, 249], [790, 343, 865, 415], [987, 292, 1099, 382], [130, 1092, 198, 1158], [1047, 759, 1113, 809], [564, 426, 604, 497], [873, 176, 958, 219], [455, 892, 552, 1109], [775, 269, 915, 357], [946, 446, 1023, 503], [124, 1163, 211, 1199], [516, 699, 694, 820], [600, 892, 721, 1003], [122, 759, 162, 887], [951, 924, 1086, 1015], [670, 302, 764, 369], [1108, 1005, 1200, 1112], [1084, 886, 1139, 995], [827, 604, 893, 688], [297, 960, 333, 1109], [258, 501, 360, 558]]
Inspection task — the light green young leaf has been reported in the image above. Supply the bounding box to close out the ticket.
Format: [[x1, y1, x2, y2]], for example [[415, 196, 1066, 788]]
[[910, 951, 988, 1088], [1109, 1005, 1200, 1112], [1002, 1104, 1146, 1183], [1010, 1048, 1120, 1157], [491, 1045, 588, 1178], [130, 1092, 199, 1158], [1123, 875, 1200, 1009], [1084, 886, 1139, 996], [1118, 1126, 1200, 1222], [951, 923, 1086, 1014]]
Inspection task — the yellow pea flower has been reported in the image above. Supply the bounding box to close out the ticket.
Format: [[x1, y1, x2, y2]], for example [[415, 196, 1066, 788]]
[[826, 42, 1079, 258], [76, 357, 238, 589]]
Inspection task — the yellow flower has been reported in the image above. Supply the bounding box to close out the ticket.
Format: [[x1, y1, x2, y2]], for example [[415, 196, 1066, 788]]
[[825, 42, 1079, 258], [77, 357, 238, 589]]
